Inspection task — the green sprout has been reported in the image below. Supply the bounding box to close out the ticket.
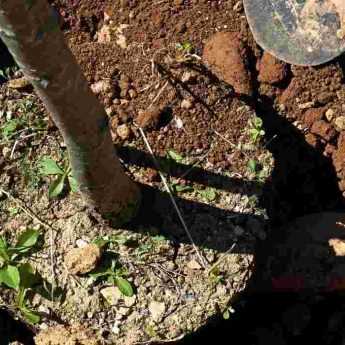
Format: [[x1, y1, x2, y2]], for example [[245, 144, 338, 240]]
[[38, 156, 78, 198]]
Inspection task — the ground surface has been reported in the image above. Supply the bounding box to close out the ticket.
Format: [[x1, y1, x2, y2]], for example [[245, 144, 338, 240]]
[[1, 0, 345, 344]]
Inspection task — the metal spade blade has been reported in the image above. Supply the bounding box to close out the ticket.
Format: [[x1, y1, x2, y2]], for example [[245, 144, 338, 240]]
[[243, 0, 345, 66]]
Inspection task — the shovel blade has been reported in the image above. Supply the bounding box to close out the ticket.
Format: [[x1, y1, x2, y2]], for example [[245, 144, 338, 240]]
[[244, 0, 345, 66]]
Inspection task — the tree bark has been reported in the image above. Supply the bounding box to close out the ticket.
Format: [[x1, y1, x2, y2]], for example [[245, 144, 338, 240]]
[[0, 0, 140, 221]]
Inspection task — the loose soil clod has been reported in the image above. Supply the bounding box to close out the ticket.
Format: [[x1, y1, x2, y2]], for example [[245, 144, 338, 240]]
[[35, 324, 100, 345], [257, 52, 288, 85], [65, 244, 101, 275], [203, 31, 253, 96]]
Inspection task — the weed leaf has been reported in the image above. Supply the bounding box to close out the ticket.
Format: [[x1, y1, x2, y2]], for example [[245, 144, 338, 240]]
[[48, 174, 65, 198], [39, 157, 64, 175], [167, 150, 183, 163], [0, 265, 20, 289], [19, 263, 38, 289], [68, 175, 78, 193], [115, 277, 134, 297], [16, 229, 39, 253], [21, 307, 40, 324]]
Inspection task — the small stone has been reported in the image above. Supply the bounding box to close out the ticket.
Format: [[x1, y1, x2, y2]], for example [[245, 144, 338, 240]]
[[105, 106, 115, 116], [334, 116, 345, 131], [187, 259, 202, 270], [146, 168, 160, 182], [181, 71, 192, 83], [116, 34, 127, 49], [97, 24, 111, 43], [116, 124, 131, 140], [305, 133, 319, 148], [174, 0, 184, 6], [64, 244, 101, 275], [8, 77, 31, 89], [111, 322, 121, 335], [100, 286, 136, 306], [330, 238, 345, 256], [128, 89, 137, 99], [233, 1, 243, 12], [298, 101, 315, 110], [76, 239, 88, 248], [333, 132, 345, 173], [2, 146, 11, 158], [181, 99, 193, 109], [325, 109, 335, 121], [310, 120, 336, 141], [303, 108, 325, 127], [135, 107, 162, 129], [149, 301, 166, 321], [257, 52, 288, 84], [91, 80, 112, 94]]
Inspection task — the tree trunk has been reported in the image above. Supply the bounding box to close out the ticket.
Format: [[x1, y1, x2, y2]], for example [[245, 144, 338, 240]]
[[0, 0, 140, 222]]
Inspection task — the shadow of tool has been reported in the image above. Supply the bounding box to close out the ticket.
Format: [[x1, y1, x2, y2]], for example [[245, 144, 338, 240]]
[[0, 308, 35, 345], [174, 213, 345, 345]]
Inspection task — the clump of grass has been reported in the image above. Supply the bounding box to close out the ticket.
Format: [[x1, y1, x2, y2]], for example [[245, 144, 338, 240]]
[[0, 229, 60, 324], [38, 156, 78, 198]]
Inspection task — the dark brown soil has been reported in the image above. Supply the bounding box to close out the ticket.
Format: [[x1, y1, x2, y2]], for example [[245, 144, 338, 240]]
[[50, 0, 345, 216]]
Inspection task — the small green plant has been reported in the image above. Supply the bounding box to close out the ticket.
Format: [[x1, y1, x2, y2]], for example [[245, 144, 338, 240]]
[[247, 159, 269, 182], [135, 235, 167, 257], [208, 266, 225, 285], [0, 98, 46, 143], [0, 229, 41, 324], [1, 118, 23, 141], [171, 183, 193, 194], [222, 306, 235, 320], [176, 42, 193, 54], [38, 156, 78, 198], [247, 159, 258, 174], [89, 239, 134, 297], [175, 41, 196, 62], [198, 187, 217, 202], [248, 116, 265, 144], [167, 150, 183, 163]]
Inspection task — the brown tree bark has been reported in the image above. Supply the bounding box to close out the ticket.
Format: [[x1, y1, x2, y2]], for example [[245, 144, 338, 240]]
[[0, 0, 140, 222]]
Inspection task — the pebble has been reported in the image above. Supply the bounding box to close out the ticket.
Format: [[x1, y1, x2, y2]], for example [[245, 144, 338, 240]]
[[334, 116, 345, 131], [116, 124, 131, 140], [187, 259, 202, 270], [149, 301, 166, 321], [90, 80, 112, 94], [181, 99, 193, 109]]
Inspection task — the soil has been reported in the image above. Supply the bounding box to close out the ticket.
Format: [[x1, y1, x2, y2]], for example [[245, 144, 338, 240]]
[[1, 0, 345, 344]]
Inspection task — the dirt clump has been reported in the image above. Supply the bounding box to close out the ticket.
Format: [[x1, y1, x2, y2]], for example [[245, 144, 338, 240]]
[[310, 120, 337, 141], [64, 243, 101, 275], [257, 52, 288, 84], [333, 132, 345, 177], [303, 107, 326, 127], [135, 106, 164, 130], [35, 324, 100, 345], [203, 31, 253, 96]]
